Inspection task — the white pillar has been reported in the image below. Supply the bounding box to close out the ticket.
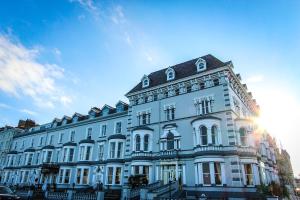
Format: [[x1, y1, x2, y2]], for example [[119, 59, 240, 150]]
[[182, 165, 186, 184], [197, 129, 201, 145], [194, 164, 198, 185], [221, 163, 226, 185], [209, 162, 215, 185], [253, 164, 260, 185], [175, 163, 179, 180], [155, 166, 159, 181], [198, 163, 203, 185], [149, 166, 153, 183]]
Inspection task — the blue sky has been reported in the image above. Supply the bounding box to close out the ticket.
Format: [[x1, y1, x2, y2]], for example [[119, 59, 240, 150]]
[[0, 0, 300, 175]]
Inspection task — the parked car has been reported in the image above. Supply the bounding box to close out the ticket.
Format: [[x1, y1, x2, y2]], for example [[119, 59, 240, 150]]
[[0, 186, 20, 200]]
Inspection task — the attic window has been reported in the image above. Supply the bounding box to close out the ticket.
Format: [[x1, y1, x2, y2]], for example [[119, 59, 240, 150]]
[[142, 75, 150, 88], [165, 67, 175, 81], [196, 58, 207, 72]]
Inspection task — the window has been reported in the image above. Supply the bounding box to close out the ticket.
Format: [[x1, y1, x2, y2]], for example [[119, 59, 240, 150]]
[[59, 169, 63, 183], [100, 125, 107, 137], [239, 128, 247, 146], [165, 67, 175, 81], [214, 162, 222, 185], [39, 136, 44, 146], [45, 151, 52, 163], [59, 133, 64, 143], [166, 107, 175, 121], [135, 135, 141, 151], [31, 139, 34, 147], [98, 144, 104, 160], [117, 142, 123, 158], [196, 58, 207, 72], [144, 135, 149, 151], [21, 141, 25, 149], [87, 128, 92, 139], [76, 168, 81, 184], [115, 167, 121, 184], [64, 169, 71, 184], [85, 146, 91, 160], [49, 135, 54, 145], [68, 148, 74, 162], [110, 142, 116, 159], [27, 153, 33, 165], [200, 126, 208, 146], [35, 153, 40, 165], [79, 145, 93, 161], [244, 164, 253, 185], [138, 112, 150, 125], [167, 131, 174, 150], [211, 125, 218, 145], [142, 76, 150, 88], [107, 167, 113, 184], [164, 104, 175, 121], [203, 162, 211, 185], [213, 78, 219, 86], [76, 168, 89, 185], [195, 97, 214, 115], [115, 122, 122, 134], [82, 169, 89, 184], [70, 131, 75, 142]]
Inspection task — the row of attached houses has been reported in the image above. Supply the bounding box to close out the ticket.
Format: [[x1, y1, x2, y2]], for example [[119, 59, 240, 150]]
[[0, 54, 279, 197]]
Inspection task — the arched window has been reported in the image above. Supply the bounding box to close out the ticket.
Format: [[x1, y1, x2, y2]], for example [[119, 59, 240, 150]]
[[239, 127, 247, 146], [135, 135, 141, 151], [144, 135, 149, 151], [200, 126, 208, 145], [211, 125, 218, 145], [167, 131, 174, 150]]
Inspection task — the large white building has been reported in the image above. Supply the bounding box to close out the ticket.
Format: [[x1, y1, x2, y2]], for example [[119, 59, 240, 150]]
[[1, 54, 279, 198]]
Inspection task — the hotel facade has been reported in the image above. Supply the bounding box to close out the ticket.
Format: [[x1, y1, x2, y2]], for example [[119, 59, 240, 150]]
[[0, 55, 279, 196]]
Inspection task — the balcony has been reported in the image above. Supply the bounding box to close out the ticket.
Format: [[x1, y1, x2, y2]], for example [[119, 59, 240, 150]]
[[159, 150, 178, 158], [193, 145, 257, 156], [131, 151, 153, 159]]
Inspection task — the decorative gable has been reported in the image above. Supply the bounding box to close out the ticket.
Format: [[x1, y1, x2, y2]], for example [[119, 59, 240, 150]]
[[101, 105, 114, 116], [195, 58, 207, 72], [165, 67, 175, 81], [116, 101, 128, 113]]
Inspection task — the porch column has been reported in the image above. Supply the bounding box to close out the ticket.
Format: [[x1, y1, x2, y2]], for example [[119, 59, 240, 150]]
[[221, 163, 226, 185], [194, 164, 198, 185], [149, 166, 153, 183], [209, 162, 215, 185], [253, 164, 260, 185], [198, 163, 203, 185], [155, 165, 159, 181], [175, 163, 179, 180], [182, 165, 186, 185]]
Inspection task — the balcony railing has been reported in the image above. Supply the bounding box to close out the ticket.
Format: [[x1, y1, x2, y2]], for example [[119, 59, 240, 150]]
[[159, 150, 178, 156], [131, 151, 153, 158], [194, 145, 257, 155]]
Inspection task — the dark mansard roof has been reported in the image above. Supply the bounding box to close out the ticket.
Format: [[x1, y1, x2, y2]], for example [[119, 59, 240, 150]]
[[127, 54, 230, 95]]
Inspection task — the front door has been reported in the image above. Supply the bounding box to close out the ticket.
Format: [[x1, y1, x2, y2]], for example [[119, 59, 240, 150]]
[[162, 165, 176, 184]]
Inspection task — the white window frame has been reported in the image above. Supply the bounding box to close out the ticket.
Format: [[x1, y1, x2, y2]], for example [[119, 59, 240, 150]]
[[99, 124, 107, 137], [76, 167, 90, 185], [114, 121, 122, 134]]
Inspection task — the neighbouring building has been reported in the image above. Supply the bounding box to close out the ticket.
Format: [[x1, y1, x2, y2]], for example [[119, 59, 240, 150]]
[[0, 54, 281, 198]]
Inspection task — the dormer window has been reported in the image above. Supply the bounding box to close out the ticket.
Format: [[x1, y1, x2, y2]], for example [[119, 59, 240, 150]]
[[142, 75, 150, 88], [196, 58, 207, 72], [165, 67, 175, 81]]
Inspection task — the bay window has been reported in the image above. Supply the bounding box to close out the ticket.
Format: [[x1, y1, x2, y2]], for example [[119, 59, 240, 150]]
[[244, 164, 254, 186]]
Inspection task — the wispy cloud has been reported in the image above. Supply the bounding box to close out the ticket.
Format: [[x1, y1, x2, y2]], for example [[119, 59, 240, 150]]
[[0, 103, 12, 109], [19, 109, 37, 116], [246, 74, 264, 83], [0, 34, 73, 109], [70, 0, 100, 19]]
